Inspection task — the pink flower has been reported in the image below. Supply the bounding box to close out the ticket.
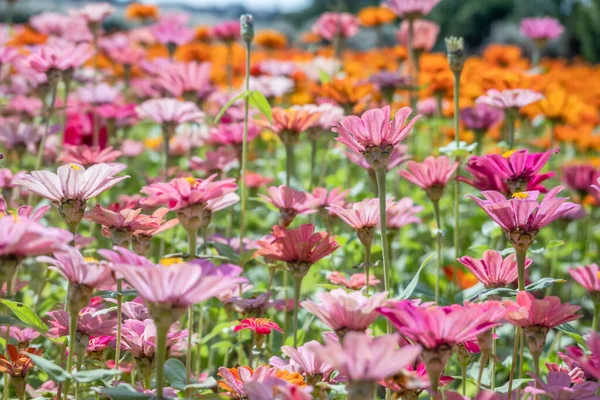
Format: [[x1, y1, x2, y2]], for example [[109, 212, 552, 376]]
[[468, 186, 580, 250], [151, 16, 195, 46], [119, 319, 187, 360], [27, 43, 93, 73], [0, 327, 40, 346], [312, 12, 359, 41], [386, 198, 423, 229], [476, 89, 544, 110], [69, 3, 115, 24], [37, 247, 115, 289], [189, 147, 238, 176], [458, 250, 532, 289], [30, 12, 70, 35], [399, 156, 459, 200], [136, 98, 205, 126], [562, 164, 599, 195], [245, 171, 273, 189], [259, 107, 321, 144], [327, 198, 381, 230], [301, 289, 388, 333], [301, 103, 345, 131], [210, 122, 260, 146], [255, 224, 339, 265], [503, 292, 581, 329], [210, 20, 240, 42], [327, 272, 380, 290], [270, 341, 335, 382], [334, 106, 420, 169], [0, 216, 73, 261], [567, 332, 600, 380], [545, 363, 585, 384], [592, 177, 600, 196], [524, 371, 599, 400], [383, 0, 441, 17], [233, 318, 283, 335], [312, 187, 349, 211], [0, 121, 42, 153], [316, 332, 421, 382], [460, 104, 504, 131], [259, 186, 318, 227], [569, 264, 600, 293], [58, 145, 121, 166], [156, 61, 214, 100], [520, 17, 564, 42], [397, 20, 439, 52], [47, 307, 117, 338], [6, 96, 43, 118], [250, 76, 295, 98], [347, 146, 411, 172]]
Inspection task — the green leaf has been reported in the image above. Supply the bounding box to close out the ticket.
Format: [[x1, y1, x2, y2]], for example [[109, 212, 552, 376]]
[[248, 90, 272, 123], [73, 368, 121, 383], [316, 284, 344, 291], [468, 287, 517, 302], [546, 240, 566, 250], [557, 323, 586, 346], [164, 358, 187, 390], [525, 278, 566, 292], [399, 253, 434, 300], [214, 91, 250, 124], [98, 384, 152, 399], [0, 299, 48, 332], [210, 242, 240, 264], [26, 353, 71, 382], [495, 378, 532, 393], [93, 289, 137, 298], [185, 377, 218, 390], [318, 69, 331, 83]]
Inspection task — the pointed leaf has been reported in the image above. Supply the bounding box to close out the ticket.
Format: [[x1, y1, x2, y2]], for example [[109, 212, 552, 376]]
[[164, 358, 187, 390], [26, 352, 71, 382], [214, 91, 250, 124], [98, 384, 152, 399], [73, 369, 121, 383], [248, 90, 272, 123], [468, 287, 517, 302], [525, 278, 566, 292], [399, 253, 434, 300], [185, 377, 218, 390], [0, 299, 48, 332], [495, 378, 532, 393]]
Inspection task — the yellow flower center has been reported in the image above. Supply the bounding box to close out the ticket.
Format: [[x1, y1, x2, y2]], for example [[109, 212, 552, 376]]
[[159, 257, 184, 266], [68, 163, 83, 171], [184, 177, 197, 187], [502, 150, 517, 158], [512, 192, 529, 199], [84, 257, 99, 263]]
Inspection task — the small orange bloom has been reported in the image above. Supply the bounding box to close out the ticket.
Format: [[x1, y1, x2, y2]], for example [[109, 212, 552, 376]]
[[443, 267, 478, 290], [174, 43, 211, 63], [301, 32, 321, 44], [194, 26, 212, 42], [125, 3, 159, 21], [255, 30, 288, 50], [312, 79, 374, 114], [0, 345, 43, 378], [482, 44, 527, 69], [8, 27, 47, 46], [358, 6, 396, 27]]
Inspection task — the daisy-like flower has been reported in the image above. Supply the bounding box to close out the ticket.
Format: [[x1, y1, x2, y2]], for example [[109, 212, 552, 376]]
[[140, 175, 238, 233], [525, 371, 599, 400], [259, 107, 321, 146], [327, 198, 381, 248], [0, 121, 42, 154], [0, 345, 43, 399], [460, 104, 504, 132], [209, 122, 260, 147], [458, 250, 532, 289], [504, 292, 581, 359], [301, 289, 388, 335], [312, 12, 360, 41], [118, 318, 187, 361], [259, 186, 318, 227], [312, 187, 349, 222], [520, 17, 564, 42], [47, 307, 117, 339], [69, 2, 115, 24], [58, 145, 121, 166], [150, 15, 195, 47], [270, 341, 335, 383], [476, 89, 544, 110], [156, 61, 214, 101], [397, 19, 440, 52], [569, 264, 600, 293], [469, 186, 579, 250], [383, 0, 441, 18], [0, 327, 40, 347], [218, 366, 306, 398], [327, 271, 380, 290], [334, 105, 420, 170], [136, 98, 204, 127], [27, 43, 94, 75], [210, 20, 241, 42], [399, 156, 459, 202], [233, 318, 283, 335], [386, 198, 423, 230], [562, 164, 599, 196], [316, 332, 421, 397], [14, 163, 129, 230]]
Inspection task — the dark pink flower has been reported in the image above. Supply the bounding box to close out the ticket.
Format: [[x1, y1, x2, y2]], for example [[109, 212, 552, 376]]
[[233, 318, 282, 335], [312, 12, 359, 41], [458, 250, 531, 289]]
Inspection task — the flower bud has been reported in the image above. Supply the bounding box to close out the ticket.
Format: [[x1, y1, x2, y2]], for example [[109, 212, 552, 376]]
[[59, 199, 86, 232], [280, 208, 298, 227], [525, 325, 549, 359], [240, 14, 254, 44], [445, 37, 465, 75]]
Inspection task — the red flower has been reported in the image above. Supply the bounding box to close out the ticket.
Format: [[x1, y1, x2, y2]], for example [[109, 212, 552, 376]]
[[233, 318, 283, 335]]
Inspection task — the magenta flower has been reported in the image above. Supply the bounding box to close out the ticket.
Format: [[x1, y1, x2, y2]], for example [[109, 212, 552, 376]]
[[47, 307, 117, 338], [7, 96, 43, 118], [210, 20, 240, 42], [476, 89, 544, 110], [397, 20, 440, 52], [383, 0, 440, 18], [504, 292, 581, 329], [136, 98, 204, 126], [58, 145, 121, 166], [525, 371, 599, 400], [259, 186, 318, 227], [562, 164, 599, 195], [460, 104, 504, 131], [301, 289, 388, 334], [334, 106, 420, 169], [118, 319, 187, 360], [386, 198, 423, 230], [312, 12, 359, 41], [209, 122, 260, 147], [569, 264, 600, 293], [327, 272, 380, 290], [520, 17, 564, 42], [151, 16, 195, 46], [233, 318, 283, 335], [0, 327, 40, 346], [316, 332, 421, 383], [399, 156, 459, 201], [469, 186, 580, 250], [458, 250, 532, 289], [567, 332, 600, 380], [270, 341, 335, 382], [156, 61, 214, 100]]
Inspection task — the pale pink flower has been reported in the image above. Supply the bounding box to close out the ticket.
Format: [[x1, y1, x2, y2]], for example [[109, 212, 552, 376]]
[[120, 140, 144, 158], [121, 299, 150, 321], [189, 147, 238, 176], [209, 122, 260, 146], [327, 199, 382, 247], [30, 12, 70, 35], [6, 96, 43, 118], [316, 332, 421, 381], [210, 20, 240, 42], [58, 145, 121, 166], [312, 187, 349, 211], [399, 156, 459, 200], [0, 46, 21, 67], [250, 76, 295, 98], [458, 250, 532, 289], [386, 198, 423, 229], [69, 3, 115, 24], [0, 327, 40, 346], [37, 247, 115, 289], [397, 20, 440, 52], [119, 319, 187, 359], [312, 12, 359, 41], [569, 264, 600, 293], [504, 292, 581, 329], [334, 105, 420, 169], [136, 98, 205, 125], [383, 0, 441, 17], [521, 17, 564, 42], [151, 16, 195, 46], [327, 271, 380, 290], [525, 371, 599, 400], [301, 103, 345, 131], [302, 289, 388, 333], [76, 83, 121, 105], [156, 62, 214, 100], [259, 186, 318, 227], [270, 341, 335, 381], [27, 43, 93, 73], [47, 307, 117, 338], [0, 121, 42, 152], [476, 89, 544, 110], [245, 171, 273, 189]]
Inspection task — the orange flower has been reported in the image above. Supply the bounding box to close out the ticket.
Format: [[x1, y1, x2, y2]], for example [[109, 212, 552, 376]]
[[358, 6, 396, 27], [194, 26, 212, 42], [255, 30, 288, 50], [258, 107, 321, 144], [443, 267, 478, 290], [311, 79, 374, 114], [482, 44, 527, 69], [0, 345, 42, 378], [522, 85, 573, 121], [8, 27, 47, 46], [174, 43, 211, 63], [273, 369, 306, 387], [301, 32, 321, 44], [125, 3, 159, 21], [218, 366, 306, 395]]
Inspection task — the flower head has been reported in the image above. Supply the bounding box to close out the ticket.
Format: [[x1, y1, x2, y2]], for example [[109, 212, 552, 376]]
[[0, 345, 42, 378], [136, 98, 204, 126], [458, 250, 532, 289], [460, 104, 504, 131], [397, 20, 439, 52], [524, 371, 599, 400], [312, 12, 359, 41], [218, 366, 305, 398], [399, 156, 459, 201], [383, 0, 440, 18], [569, 264, 600, 293], [234, 318, 282, 335], [520, 17, 564, 42], [58, 146, 121, 166], [386, 198, 423, 230], [504, 291, 581, 329], [259, 107, 321, 146], [270, 341, 335, 381], [476, 89, 544, 110], [260, 186, 318, 227], [327, 272, 380, 290]]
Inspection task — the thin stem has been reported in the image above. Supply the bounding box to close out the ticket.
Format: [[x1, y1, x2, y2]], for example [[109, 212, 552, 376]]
[[238, 41, 251, 259], [491, 327, 497, 390], [476, 353, 489, 393], [155, 324, 168, 400], [64, 311, 78, 399], [188, 229, 197, 260], [34, 268, 51, 312], [61, 78, 71, 142], [34, 79, 58, 171], [507, 115, 516, 149], [432, 200, 443, 304], [195, 304, 204, 375], [162, 125, 170, 182], [461, 363, 467, 395], [309, 139, 317, 191], [185, 306, 194, 393], [114, 278, 123, 374], [375, 168, 391, 333], [593, 301, 600, 331], [363, 243, 372, 295], [285, 143, 294, 188], [516, 248, 527, 291], [452, 70, 461, 297], [292, 274, 304, 347], [507, 326, 521, 399]]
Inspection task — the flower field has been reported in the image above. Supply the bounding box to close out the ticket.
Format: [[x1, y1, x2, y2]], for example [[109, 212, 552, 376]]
[[1, 0, 600, 399]]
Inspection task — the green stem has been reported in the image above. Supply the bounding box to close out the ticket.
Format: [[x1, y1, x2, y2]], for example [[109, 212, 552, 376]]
[[64, 311, 78, 399], [507, 115, 516, 149], [292, 274, 304, 347], [593, 301, 600, 331], [34, 79, 58, 171], [452, 70, 461, 298], [239, 41, 251, 259], [491, 327, 497, 390], [507, 326, 521, 399], [476, 353, 489, 393], [195, 304, 204, 375], [162, 125, 170, 182], [432, 200, 443, 304], [285, 143, 294, 188], [114, 279, 123, 374], [516, 248, 527, 291], [364, 243, 372, 295], [462, 364, 468, 395], [155, 324, 168, 400], [187, 229, 197, 260], [309, 139, 318, 191], [185, 306, 194, 394], [375, 168, 391, 333]]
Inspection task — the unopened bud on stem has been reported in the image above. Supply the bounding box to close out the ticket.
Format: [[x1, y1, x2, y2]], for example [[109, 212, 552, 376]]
[[445, 37, 465, 75], [240, 14, 254, 44]]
